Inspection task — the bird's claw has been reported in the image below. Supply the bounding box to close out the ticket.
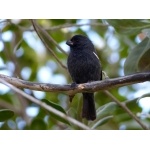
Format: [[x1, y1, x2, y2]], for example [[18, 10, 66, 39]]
[[71, 82, 77, 88]]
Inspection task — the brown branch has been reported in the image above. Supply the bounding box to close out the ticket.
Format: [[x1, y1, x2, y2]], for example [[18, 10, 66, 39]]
[[31, 19, 67, 70], [0, 72, 150, 95], [0, 72, 150, 129], [103, 91, 149, 130]]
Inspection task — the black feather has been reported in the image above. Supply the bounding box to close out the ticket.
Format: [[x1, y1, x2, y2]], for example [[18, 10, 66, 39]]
[[66, 35, 102, 120]]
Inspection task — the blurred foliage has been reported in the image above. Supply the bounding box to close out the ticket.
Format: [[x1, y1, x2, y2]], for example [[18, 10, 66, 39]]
[[124, 37, 150, 74], [0, 109, 14, 122], [0, 19, 150, 130]]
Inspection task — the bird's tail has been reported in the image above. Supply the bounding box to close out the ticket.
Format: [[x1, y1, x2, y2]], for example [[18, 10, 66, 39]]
[[82, 93, 96, 121]]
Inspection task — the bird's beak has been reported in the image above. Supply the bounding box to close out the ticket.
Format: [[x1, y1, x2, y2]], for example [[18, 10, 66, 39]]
[[66, 40, 73, 46]]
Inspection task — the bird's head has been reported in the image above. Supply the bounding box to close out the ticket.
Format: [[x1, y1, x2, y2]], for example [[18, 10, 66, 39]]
[[66, 35, 94, 50]]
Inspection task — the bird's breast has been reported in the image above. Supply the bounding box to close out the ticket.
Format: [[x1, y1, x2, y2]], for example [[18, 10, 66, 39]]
[[67, 51, 101, 83]]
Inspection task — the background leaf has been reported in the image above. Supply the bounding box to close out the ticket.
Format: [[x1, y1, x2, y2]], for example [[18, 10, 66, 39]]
[[96, 102, 118, 119], [124, 37, 150, 75], [0, 109, 14, 122], [91, 115, 113, 129], [42, 99, 67, 114], [42, 99, 70, 126], [106, 19, 150, 35], [30, 118, 47, 130]]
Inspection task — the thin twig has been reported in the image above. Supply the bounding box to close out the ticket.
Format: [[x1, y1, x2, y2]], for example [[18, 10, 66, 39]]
[[21, 22, 109, 32], [31, 19, 68, 55], [46, 22, 108, 31], [0, 72, 150, 95], [31, 19, 67, 70], [0, 79, 90, 130], [103, 90, 149, 130]]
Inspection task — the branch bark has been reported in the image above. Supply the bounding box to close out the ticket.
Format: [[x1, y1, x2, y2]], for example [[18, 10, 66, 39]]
[[0, 72, 150, 129], [0, 72, 150, 95]]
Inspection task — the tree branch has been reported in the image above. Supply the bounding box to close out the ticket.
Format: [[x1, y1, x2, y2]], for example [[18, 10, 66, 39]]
[[31, 19, 68, 55], [31, 19, 67, 70], [1, 72, 150, 129], [0, 79, 90, 130], [21, 22, 109, 32], [103, 90, 149, 130], [0, 72, 150, 95]]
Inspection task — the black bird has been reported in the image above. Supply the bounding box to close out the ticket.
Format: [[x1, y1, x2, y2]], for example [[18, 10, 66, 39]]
[[66, 35, 102, 120]]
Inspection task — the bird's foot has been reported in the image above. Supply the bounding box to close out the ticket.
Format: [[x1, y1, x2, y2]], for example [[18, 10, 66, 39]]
[[71, 82, 77, 88]]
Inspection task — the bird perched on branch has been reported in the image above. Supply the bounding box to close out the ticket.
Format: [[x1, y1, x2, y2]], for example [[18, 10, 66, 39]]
[[66, 35, 102, 120]]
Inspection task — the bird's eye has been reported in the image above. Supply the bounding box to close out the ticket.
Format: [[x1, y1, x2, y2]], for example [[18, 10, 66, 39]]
[[75, 39, 79, 42]]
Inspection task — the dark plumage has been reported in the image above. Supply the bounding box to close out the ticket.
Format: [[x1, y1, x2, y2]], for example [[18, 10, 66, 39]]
[[66, 35, 102, 121]]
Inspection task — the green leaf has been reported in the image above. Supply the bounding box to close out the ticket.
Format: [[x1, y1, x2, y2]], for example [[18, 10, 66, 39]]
[[67, 107, 77, 119], [76, 97, 83, 121], [97, 102, 117, 119], [91, 116, 113, 129], [106, 19, 150, 35], [126, 99, 142, 112], [2, 23, 19, 32], [42, 99, 70, 126], [138, 48, 150, 71], [42, 99, 66, 114], [0, 122, 10, 130], [30, 118, 47, 130], [114, 113, 131, 122], [124, 37, 150, 75], [0, 109, 14, 122]]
